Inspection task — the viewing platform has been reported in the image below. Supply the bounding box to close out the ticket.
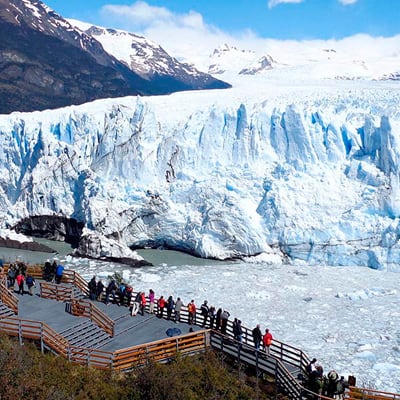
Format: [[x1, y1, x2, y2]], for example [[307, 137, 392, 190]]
[[0, 265, 399, 400]]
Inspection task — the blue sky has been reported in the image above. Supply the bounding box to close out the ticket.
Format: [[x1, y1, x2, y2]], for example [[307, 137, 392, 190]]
[[45, 0, 400, 40]]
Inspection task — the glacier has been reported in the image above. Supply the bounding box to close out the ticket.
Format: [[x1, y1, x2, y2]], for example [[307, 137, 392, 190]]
[[1, 78, 400, 269]]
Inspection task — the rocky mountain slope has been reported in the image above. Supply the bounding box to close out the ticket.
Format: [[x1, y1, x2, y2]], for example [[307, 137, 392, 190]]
[[0, 0, 230, 114]]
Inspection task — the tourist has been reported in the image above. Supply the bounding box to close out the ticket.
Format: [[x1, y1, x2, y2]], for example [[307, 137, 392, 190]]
[[18, 262, 27, 276], [306, 358, 318, 375], [208, 306, 216, 329], [148, 289, 155, 314], [140, 292, 147, 315], [96, 279, 104, 301], [220, 309, 230, 334], [125, 284, 133, 306], [25, 274, 35, 296], [118, 282, 126, 305], [336, 376, 349, 400], [166, 295, 175, 320], [157, 295, 165, 318], [43, 259, 52, 281], [215, 308, 222, 331], [174, 297, 183, 322], [232, 318, 239, 340], [252, 324, 262, 351], [16, 271, 25, 295], [7, 264, 16, 289], [88, 276, 97, 300], [200, 300, 209, 328], [105, 279, 118, 305], [327, 370, 339, 398], [51, 260, 58, 282], [132, 291, 141, 313], [263, 328, 273, 355], [55, 263, 64, 284], [187, 299, 196, 325]]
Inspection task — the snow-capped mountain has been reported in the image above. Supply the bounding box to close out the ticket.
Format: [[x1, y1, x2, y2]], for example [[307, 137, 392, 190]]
[[202, 39, 400, 84], [0, 0, 230, 114], [207, 44, 263, 75], [69, 19, 232, 91], [239, 55, 275, 75], [1, 75, 400, 270]]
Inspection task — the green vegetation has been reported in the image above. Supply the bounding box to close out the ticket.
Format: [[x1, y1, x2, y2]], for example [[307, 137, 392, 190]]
[[0, 334, 280, 400]]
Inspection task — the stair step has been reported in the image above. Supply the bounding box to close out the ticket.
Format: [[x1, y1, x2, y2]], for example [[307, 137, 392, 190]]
[[65, 324, 101, 342]]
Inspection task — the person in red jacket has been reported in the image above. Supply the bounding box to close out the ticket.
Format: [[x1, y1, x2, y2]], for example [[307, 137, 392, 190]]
[[187, 299, 196, 325], [16, 272, 25, 295], [140, 292, 147, 315], [263, 328, 273, 355], [158, 296, 165, 318]]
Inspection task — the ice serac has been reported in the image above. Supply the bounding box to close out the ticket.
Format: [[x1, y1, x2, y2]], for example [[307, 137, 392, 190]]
[[1, 88, 400, 269]]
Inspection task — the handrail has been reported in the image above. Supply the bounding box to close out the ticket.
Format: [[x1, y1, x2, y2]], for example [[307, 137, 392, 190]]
[[345, 387, 400, 400], [0, 277, 18, 315], [112, 330, 209, 371], [70, 299, 114, 337], [209, 330, 302, 399], [40, 282, 73, 301], [62, 270, 89, 296]]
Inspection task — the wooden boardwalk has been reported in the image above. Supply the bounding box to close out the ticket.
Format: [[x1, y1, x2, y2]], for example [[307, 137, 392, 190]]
[[0, 266, 399, 400]]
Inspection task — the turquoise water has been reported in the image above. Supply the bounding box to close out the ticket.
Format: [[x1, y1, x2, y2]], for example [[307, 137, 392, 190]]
[[0, 240, 228, 268], [0, 238, 73, 264]]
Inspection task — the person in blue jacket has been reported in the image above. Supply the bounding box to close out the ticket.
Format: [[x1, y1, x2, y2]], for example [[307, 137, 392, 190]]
[[55, 264, 64, 284]]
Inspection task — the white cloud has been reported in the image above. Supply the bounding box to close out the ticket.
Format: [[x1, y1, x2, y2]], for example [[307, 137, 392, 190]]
[[267, 0, 304, 9], [338, 0, 358, 4], [98, 1, 400, 74], [101, 1, 172, 27]]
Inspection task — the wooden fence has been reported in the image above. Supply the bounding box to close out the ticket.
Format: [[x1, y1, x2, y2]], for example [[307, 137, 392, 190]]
[[40, 282, 73, 301], [345, 387, 400, 400], [0, 277, 18, 315], [70, 299, 115, 337], [112, 330, 209, 371]]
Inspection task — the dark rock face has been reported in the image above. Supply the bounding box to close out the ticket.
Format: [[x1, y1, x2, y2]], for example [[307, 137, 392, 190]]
[[13, 215, 84, 247], [0, 237, 55, 252], [74, 232, 153, 267], [0, 19, 146, 114]]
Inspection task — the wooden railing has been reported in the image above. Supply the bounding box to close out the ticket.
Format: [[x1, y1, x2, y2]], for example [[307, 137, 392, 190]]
[[62, 270, 89, 296], [40, 282, 73, 301], [0, 277, 18, 315], [112, 330, 209, 371], [209, 330, 303, 398], [70, 299, 114, 337], [1, 266, 399, 400], [345, 387, 400, 400]]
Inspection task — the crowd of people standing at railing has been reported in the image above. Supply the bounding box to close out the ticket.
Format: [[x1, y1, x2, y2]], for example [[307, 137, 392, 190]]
[[85, 275, 276, 353]]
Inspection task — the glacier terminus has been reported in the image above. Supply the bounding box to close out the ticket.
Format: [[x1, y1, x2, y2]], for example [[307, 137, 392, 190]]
[[1, 76, 400, 270]]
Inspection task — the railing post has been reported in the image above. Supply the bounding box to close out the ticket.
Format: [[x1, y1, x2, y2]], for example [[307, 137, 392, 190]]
[[40, 323, 44, 353], [18, 319, 23, 345]]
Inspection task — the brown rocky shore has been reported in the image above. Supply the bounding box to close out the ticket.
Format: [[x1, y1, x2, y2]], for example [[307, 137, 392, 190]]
[[0, 237, 55, 253]]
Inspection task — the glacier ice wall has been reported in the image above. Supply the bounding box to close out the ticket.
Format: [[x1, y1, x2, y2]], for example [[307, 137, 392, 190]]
[[1, 87, 400, 269]]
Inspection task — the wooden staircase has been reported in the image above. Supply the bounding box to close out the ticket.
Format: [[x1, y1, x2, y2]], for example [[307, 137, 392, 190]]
[[60, 320, 111, 349]]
